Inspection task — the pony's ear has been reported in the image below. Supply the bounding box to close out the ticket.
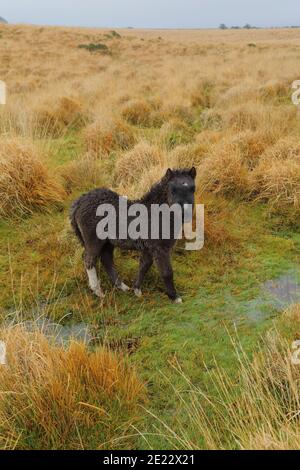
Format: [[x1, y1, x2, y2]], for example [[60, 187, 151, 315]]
[[165, 168, 174, 179], [189, 167, 196, 179]]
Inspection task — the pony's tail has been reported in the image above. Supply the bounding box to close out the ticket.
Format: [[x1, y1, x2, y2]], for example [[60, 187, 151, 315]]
[[70, 199, 85, 246]]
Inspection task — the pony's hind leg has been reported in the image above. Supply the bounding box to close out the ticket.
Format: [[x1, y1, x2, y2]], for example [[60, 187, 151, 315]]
[[84, 245, 105, 298], [100, 243, 130, 292]]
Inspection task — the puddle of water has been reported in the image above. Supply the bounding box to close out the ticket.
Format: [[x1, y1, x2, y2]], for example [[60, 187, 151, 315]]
[[264, 274, 300, 308], [244, 270, 300, 323], [7, 318, 95, 347]]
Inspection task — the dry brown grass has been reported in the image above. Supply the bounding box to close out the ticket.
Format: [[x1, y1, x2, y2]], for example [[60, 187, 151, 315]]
[[32, 96, 86, 138], [0, 138, 66, 217], [190, 79, 215, 108], [0, 324, 144, 450], [1, 24, 299, 217], [59, 153, 110, 192], [83, 116, 136, 156], [158, 118, 194, 150], [252, 158, 300, 209], [121, 99, 154, 127], [197, 141, 250, 196], [114, 141, 166, 196]]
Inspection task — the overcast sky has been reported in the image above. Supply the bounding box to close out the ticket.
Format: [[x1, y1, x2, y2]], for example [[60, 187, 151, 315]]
[[0, 0, 299, 29]]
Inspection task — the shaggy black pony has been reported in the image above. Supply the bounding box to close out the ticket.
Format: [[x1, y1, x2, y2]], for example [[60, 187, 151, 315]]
[[70, 167, 196, 302]]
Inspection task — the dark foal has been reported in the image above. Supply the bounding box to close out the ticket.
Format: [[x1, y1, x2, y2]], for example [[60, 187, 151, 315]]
[[70, 167, 196, 302]]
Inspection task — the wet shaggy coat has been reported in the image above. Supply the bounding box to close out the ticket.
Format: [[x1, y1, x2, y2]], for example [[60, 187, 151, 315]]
[[70, 168, 196, 301]]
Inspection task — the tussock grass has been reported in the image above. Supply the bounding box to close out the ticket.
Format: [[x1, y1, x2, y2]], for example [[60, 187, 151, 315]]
[[249, 136, 300, 213], [59, 154, 110, 192], [0, 138, 66, 217], [0, 324, 144, 450], [115, 141, 166, 196], [121, 99, 154, 127], [260, 137, 300, 161], [252, 158, 300, 210], [168, 144, 206, 169], [259, 79, 290, 101], [191, 79, 215, 108], [197, 141, 250, 196], [224, 130, 276, 169], [32, 96, 86, 138], [158, 118, 194, 149], [83, 116, 136, 156], [223, 103, 297, 134]]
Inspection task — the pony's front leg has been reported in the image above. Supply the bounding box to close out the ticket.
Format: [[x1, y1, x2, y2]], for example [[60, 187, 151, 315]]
[[154, 250, 182, 303]]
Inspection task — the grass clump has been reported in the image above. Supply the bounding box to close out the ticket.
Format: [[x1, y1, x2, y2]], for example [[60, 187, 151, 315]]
[[32, 96, 86, 138], [168, 143, 207, 169], [0, 138, 66, 217], [197, 141, 249, 196], [78, 43, 110, 53], [249, 136, 300, 216], [83, 116, 136, 156], [252, 158, 300, 211], [121, 99, 153, 127], [158, 118, 194, 149], [114, 141, 165, 196], [191, 79, 215, 108], [0, 325, 144, 450], [104, 30, 121, 39], [59, 154, 110, 193]]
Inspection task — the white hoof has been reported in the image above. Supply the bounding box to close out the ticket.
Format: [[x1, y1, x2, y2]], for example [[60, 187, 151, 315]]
[[119, 282, 130, 292], [94, 287, 105, 299], [134, 288, 142, 298], [174, 297, 183, 304]]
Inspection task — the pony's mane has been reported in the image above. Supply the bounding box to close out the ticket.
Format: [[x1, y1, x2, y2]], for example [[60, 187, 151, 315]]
[[136, 168, 193, 204]]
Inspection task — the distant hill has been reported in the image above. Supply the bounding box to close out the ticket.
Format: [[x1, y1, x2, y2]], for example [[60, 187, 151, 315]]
[[0, 17, 8, 24]]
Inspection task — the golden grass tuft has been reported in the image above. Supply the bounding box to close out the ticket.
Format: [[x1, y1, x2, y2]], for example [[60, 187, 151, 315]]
[[0, 325, 144, 450], [59, 153, 110, 193], [196, 141, 250, 196], [114, 141, 166, 195], [168, 143, 208, 169], [133, 164, 167, 199], [0, 138, 66, 217], [259, 79, 290, 101], [32, 96, 86, 137], [190, 79, 215, 108], [121, 99, 153, 126], [249, 136, 300, 212], [83, 116, 136, 156], [223, 103, 297, 134], [224, 130, 277, 169], [200, 108, 224, 130], [158, 118, 194, 149], [259, 137, 300, 162], [285, 303, 300, 322], [251, 158, 300, 210]]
